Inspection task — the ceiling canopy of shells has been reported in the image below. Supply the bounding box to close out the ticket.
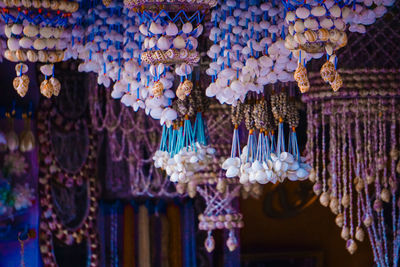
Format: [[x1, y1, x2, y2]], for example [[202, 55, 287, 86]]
[[0, 0, 397, 258]]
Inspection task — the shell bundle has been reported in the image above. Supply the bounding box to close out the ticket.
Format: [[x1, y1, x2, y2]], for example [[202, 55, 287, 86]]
[[153, 80, 217, 183], [0, 0, 79, 98], [136, 9, 203, 103], [283, 0, 394, 92], [303, 69, 400, 264], [206, 0, 297, 105], [222, 90, 311, 184]]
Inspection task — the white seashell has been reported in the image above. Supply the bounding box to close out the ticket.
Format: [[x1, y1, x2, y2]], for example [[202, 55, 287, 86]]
[[33, 38, 46, 50], [7, 38, 20, 51], [320, 18, 333, 29], [304, 18, 319, 30], [255, 171, 268, 184], [296, 7, 310, 19], [329, 5, 342, 18], [226, 166, 239, 177], [190, 155, 199, 163], [182, 22, 193, 34], [251, 160, 263, 171], [166, 22, 179, 36], [11, 24, 23, 35], [296, 168, 309, 179], [173, 36, 186, 49], [287, 170, 298, 181], [285, 11, 296, 23], [294, 20, 305, 33], [23, 24, 39, 37], [273, 160, 282, 172], [149, 22, 163, 35], [280, 152, 294, 163], [157, 36, 170, 50], [170, 172, 179, 182], [311, 6, 326, 17], [288, 161, 300, 171]]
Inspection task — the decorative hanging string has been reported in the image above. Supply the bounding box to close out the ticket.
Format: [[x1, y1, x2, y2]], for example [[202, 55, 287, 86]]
[[303, 69, 400, 264]]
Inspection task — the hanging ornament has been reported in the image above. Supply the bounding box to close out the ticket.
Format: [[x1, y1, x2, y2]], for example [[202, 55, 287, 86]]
[[0, 1, 79, 98], [153, 76, 216, 183]]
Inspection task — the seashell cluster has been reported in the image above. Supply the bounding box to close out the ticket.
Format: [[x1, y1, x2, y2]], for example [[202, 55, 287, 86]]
[[138, 10, 203, 107], [284, 0, 394, 92], [206, 0, 296, 105], [153, 142, 216, 183], [1, 1, 78, 98], [69, 3, 176, 122], [198, 213, 244, 233], [222, 93, 311, 185], [0, 0, 79, 13]]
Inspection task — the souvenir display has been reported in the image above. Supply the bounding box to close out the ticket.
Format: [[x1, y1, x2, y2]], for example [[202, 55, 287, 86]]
[[0, 0, 398, 264], [304, 69, 400, 266]]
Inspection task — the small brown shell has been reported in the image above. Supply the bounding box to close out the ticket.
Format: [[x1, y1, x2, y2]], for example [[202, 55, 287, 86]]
[[329, 29, 341, 43], [318, 28, 329, 42], [40, 79, 54, 98], [16, 49, 27, 61], [182, 79, 193, 96], [50, 77, 61, 96], [337, 31, 348, 48], [329, 71, 342, 91], [38, 50, 48, 63], [320, 61, 336, 83], [304, 30, 317, 43], [13, 75, 29, 97], [50, 0, 60, 10], [27, 50, 38, 62], [152, 81, 164, 98]]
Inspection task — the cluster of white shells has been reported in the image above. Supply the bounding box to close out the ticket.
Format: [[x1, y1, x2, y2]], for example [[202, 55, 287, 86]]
[[205, 0, 296, 105], [153, 142, 216, 183], [223, 146, 311, 184], [68, 2, 177, 123]]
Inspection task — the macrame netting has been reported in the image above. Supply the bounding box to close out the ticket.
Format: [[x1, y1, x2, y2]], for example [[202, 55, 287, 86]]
[[303, 69, 400, 266], [89, 76, 178, 198]]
